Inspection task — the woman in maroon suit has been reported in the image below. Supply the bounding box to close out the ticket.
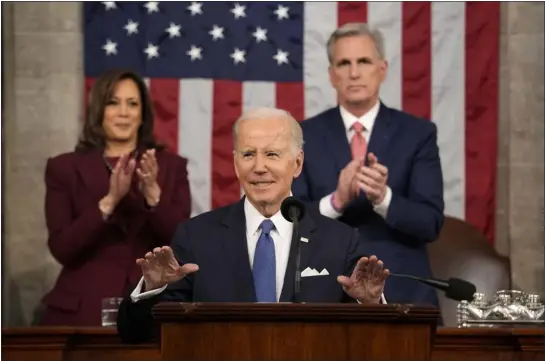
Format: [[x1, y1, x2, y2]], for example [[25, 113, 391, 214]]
[[40, 69, 191, 326]]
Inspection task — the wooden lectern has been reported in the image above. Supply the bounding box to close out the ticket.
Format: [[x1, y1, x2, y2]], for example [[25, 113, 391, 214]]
[[152, 302, 440, 361]]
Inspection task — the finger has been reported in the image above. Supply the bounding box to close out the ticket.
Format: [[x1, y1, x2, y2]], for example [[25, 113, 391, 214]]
[[136, 168, 147, 181], [147, 148, 157, 161], [367, 152, 378, 165], [343, 160, 362, 183], [162, 246, 176, 260], [350, 157, 363, 168], [125, 158, 136, 175], [359, 167, 384, 183], [161, 245, 174, 253], [111, 156, 123, 176], [180, 263, 199, 276], [149, 155, 159, 176], [118, 154, 129, 170], [356, 174, 381, 190], [135, 258, 148, 267], [140, 157, 152, 176], [343, 159, 363, 176], [144, 251, 156, 263], [163, 247, 180, 266], [153, 247, 169, 265], [381, 268, 390, 282], [358, 182, 381, 200], [370, 162, 388, 178], [367, 256, 385, 280], [337, 275, 353, 289], [370, 258, 384, 279], [353, 256, 370, 278]]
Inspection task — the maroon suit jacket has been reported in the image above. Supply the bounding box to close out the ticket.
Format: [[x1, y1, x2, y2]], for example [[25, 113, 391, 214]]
[[39, 147, 191, 326]]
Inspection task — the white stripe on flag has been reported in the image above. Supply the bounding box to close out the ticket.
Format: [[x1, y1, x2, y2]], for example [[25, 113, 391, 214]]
[[368, 1, 403, 111], [432, 2, 466, 220], [303, 2, 338, 119], [178, 79, 213, 217], [240, 81, 276, 197], [243, 81, 276, 109]]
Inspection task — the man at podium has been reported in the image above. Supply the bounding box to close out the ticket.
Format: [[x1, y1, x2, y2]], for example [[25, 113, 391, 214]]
[[117, 108, 390, 344]]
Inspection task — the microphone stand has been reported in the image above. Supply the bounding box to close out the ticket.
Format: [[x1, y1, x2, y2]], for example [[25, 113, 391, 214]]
[[291, 210, 302, 303]]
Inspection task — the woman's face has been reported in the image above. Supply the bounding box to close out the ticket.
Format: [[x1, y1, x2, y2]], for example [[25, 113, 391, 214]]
[[102, 78, 142, 145]]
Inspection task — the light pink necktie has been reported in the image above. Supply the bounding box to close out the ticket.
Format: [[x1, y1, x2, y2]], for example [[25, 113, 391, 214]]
[[351, 122, 367, 160]]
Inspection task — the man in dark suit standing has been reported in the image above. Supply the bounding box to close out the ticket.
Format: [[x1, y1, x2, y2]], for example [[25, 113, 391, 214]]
[[292, 23, 444, 307], [117, 107, 390, 344]]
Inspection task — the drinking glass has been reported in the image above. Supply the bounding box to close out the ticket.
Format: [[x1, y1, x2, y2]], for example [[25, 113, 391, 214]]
[[101, 297, 123, 327]]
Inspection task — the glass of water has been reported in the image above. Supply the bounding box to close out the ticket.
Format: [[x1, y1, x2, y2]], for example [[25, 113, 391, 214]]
[[101, 297, 123, 327]]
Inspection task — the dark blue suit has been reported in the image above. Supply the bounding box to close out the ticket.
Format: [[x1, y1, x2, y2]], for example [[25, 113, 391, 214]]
[[117, 197, 368, 344], [292, 103, 444, 307]]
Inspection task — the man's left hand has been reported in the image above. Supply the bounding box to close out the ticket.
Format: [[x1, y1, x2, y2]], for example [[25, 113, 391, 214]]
[[337, 255, 389, 304], [354, 153, 389, 205]]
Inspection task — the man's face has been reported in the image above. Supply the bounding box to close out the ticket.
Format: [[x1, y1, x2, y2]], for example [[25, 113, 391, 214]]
[[234, 117, 303, 215], [329, 35, 387, 107]]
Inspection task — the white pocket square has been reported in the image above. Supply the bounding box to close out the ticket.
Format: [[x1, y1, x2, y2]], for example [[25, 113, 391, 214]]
[[301, 267, 329, 277]]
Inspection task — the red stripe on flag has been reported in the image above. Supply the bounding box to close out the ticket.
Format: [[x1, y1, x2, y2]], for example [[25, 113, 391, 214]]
[[276, 82, 305, 121], [465, 2, 500, 245], [402, 2, 431, 120], [211, 80, 242, 209], [337, 1, 367, 25], [148, 79, 180, 153]]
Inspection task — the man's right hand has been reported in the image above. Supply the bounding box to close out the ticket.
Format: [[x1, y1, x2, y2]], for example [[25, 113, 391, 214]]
[[136, 246, 199, 291], [333, 158, 363, 210]]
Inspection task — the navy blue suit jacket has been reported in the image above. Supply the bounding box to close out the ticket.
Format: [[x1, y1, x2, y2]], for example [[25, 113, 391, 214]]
[[292, 103, 445, 306], [117, 197, 368, 344]]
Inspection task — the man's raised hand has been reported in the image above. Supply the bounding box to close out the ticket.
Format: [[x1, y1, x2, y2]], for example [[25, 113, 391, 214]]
[[136, 246, 199, 291]]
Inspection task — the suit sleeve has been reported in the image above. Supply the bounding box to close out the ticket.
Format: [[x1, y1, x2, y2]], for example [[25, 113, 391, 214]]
[[44, 157, 118, 267], [292, 164, 325, 215], [143, 155, 191, 245], [340, 228, 364, 304], [386, 123, 445, 243], [117, 222, 195, 344]]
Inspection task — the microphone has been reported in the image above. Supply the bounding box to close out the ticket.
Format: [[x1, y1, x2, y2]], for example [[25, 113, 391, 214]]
[[280, 197, 306, 303], [390, 273, 477, 301], [280, 196, 306, 222]]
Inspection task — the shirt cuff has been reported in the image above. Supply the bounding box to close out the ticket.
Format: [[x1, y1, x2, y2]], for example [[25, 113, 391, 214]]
[[319, 193, 343, 219], [373, 186, 392, 219], [130, 277, 168, 303], [356, 294, 387, 304]]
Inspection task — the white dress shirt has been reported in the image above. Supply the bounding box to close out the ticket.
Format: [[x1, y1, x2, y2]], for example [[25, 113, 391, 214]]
[[319, 101, 393, 220], [130, 195, 386, 304]]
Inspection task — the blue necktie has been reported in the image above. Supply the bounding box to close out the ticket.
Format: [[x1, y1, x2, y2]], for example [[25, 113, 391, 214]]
[[253, 219, 276, 302]]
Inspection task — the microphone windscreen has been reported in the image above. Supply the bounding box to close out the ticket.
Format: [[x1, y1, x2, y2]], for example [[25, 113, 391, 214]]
[[446, 278, 477, 301], [280, 197, 306, 222]]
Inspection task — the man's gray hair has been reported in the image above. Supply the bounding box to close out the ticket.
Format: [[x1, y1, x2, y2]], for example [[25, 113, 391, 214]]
[[232, 107, 304, 157], [326, 22, 385, 63]]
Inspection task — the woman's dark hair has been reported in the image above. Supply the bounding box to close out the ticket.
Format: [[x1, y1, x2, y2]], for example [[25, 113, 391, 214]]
[[75, 68, 164, 152]]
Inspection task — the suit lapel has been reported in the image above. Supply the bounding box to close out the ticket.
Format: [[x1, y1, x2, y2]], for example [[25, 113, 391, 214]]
[[280, 210, 317, 302], [75, 149, 110, 201], [366, 102, 398, 166], [221, 198, 257, 302], [322, 107, 352, 174]]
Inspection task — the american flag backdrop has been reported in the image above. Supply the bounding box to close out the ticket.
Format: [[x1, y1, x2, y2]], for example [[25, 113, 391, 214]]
[[83, 1, 500, 244]]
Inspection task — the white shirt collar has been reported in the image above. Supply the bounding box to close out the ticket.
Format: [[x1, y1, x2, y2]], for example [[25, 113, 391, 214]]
[[339, 100, 380, 133], [244, 194, 293, 241]]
